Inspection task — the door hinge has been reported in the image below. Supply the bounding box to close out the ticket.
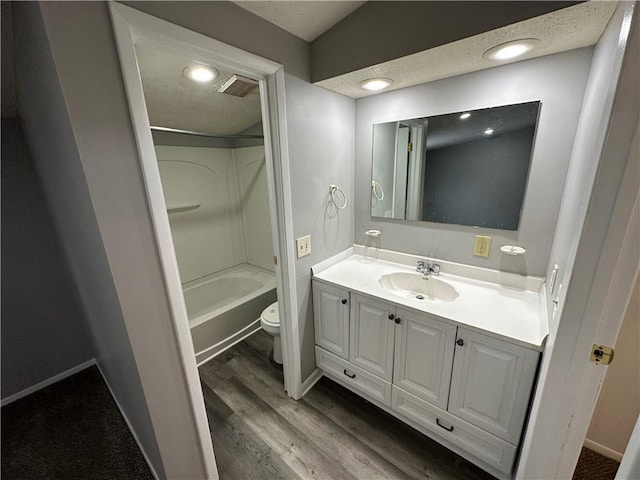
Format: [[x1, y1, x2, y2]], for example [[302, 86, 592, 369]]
[[407, 142, 413, 152], [590, 344, 614, 365]]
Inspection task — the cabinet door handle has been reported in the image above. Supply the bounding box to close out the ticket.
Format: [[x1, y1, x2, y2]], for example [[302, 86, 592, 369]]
[[343, 369, 356, 379], [456, 338, 465, 346], [394, 317, 401, 324], [436, 418, 454, 432], [388, 314, 395, 320], [341, 298, 348, 305]]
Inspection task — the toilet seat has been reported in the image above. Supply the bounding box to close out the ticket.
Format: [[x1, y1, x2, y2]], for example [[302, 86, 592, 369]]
[[260, 302, 279, 327]]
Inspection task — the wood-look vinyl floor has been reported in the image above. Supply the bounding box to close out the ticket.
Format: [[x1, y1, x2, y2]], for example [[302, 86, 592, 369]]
[[199, 330, 497, 480]]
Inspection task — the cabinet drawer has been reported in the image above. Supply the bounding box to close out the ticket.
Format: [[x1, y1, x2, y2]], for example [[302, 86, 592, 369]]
[[316, 347, 392, 406], [392, 386, 517, 475]]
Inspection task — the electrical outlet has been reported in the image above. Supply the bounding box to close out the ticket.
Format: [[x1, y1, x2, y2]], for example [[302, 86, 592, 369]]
[[473, 235, 491, 257], [296, 235, 311, 258]]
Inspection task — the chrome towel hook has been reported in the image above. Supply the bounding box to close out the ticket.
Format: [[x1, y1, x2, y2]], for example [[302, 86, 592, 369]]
[[329, 184, 347, 210]]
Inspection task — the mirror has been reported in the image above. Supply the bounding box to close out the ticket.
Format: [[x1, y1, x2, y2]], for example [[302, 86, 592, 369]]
[[371, 101, 541, 231]]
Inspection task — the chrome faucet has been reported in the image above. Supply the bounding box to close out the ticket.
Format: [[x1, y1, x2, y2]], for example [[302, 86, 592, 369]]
[[416, 260, 441, 278]]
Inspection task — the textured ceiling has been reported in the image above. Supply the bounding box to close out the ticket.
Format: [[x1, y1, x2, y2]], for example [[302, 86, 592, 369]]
[[232, 1, 366, 42], [135, 42, 262, 136], [317, 2, 617, 98]]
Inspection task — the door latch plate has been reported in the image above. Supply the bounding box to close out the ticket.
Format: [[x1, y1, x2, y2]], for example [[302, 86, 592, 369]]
[[590, 344, 614, 365]]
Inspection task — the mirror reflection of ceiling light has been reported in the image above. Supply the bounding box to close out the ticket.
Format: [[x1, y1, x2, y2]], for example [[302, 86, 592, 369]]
[[484, 128, 494, 135], [483, 39, 540, 61], [359, 78, 394, 91], [182, 65, 218, 84], [460, 112, 471, 120]]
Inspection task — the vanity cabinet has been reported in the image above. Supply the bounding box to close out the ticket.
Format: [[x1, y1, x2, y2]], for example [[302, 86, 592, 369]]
[[393, 308, 457, 410], [312, 282, 349, 359], [448, 328, 539, 444], [312, 278, 541, 479], [350, 294, 395, 381]]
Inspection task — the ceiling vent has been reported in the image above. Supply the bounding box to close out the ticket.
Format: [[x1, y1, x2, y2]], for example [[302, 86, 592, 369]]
[[218, 74, 258, 97]]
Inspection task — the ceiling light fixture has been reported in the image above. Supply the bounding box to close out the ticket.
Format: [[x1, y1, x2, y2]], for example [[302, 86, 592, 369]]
[[359, 78, 394, 91], [182, 65, 218, 84], [460, 112, 471, 120], [484, 128, 494, 135], [483, 38, 540, 61]]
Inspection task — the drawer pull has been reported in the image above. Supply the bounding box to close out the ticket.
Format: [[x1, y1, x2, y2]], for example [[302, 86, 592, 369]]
[[341, 298, 348, 305], [456, 338, 465, 346], [436, 418, 454, 432], [388, 314, 395, 320], [394, 317, 401, 324], [343, 369, 356, 379]]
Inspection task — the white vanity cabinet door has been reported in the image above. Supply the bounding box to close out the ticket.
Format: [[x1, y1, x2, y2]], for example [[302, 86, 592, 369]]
[[392, 308, 457, 409], [448, 328, 540, 444], [349, 294, 396, 381], [313, 281, 350, 359]]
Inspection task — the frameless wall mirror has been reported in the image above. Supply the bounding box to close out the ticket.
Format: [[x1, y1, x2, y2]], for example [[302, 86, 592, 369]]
[[371, 101, 541, 230]]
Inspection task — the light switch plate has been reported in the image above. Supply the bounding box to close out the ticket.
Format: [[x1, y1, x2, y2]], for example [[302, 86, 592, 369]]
[[296, 235, 311, 258], [473, 235, 491, 257]]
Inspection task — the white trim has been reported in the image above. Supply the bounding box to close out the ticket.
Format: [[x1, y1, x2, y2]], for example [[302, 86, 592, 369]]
[[108, 2, 301, 477], [263, 68, 303, 399], [516, 4, 638, 477], [95, 364, 161, 480], [195, 321, 262, 367], [583, 439, 624, 463], [300, 368, 324, 397], [1, 359, 96, 407]]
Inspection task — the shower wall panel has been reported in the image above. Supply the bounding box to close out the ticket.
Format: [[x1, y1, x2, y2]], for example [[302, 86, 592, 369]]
[[155, 145, 274, 285], [235, 146, 275, 273], [155, 146, 245, 284]]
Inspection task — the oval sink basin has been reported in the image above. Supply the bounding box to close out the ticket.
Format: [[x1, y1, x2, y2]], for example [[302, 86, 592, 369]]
[[379, 272, 458, 302]]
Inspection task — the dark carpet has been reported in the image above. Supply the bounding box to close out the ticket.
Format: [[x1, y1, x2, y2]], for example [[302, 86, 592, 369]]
[[573, 447, 620, 480], [1, 366, 153, 480]]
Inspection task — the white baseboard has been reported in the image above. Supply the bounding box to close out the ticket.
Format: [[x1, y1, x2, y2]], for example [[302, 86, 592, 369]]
[[95, 364, 161, 480], [1, 359, 97, 407], [584, 438, 624, 462], [300, 368, 324, 397]]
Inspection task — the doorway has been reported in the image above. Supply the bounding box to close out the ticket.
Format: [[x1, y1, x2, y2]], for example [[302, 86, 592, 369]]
[[110, 3, 300, 477]]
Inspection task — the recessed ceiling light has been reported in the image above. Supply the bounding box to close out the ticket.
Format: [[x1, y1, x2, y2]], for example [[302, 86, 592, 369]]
[[484, 128, 494, 135], [460, 112, 471, 120], [182, 65, 218, 84], [483, 39, 540, 61], [359, 78, 394, 91]]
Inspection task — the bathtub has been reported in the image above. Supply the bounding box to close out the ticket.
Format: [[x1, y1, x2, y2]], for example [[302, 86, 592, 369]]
[[185, 264, 277, 365]]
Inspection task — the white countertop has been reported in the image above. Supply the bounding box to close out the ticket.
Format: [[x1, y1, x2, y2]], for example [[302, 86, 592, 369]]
[[313, 251, 549, 350]]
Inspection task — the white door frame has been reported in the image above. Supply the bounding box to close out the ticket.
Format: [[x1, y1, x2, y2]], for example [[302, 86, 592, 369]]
[[517, 4, 638, 478], [109, 3, 302, 478]]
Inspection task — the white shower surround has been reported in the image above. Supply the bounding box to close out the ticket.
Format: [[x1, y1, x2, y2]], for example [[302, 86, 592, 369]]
[[155, 144, 276, 360]]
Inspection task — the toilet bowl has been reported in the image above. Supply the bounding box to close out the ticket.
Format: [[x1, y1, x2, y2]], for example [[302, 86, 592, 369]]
[[260, 302, 282, 364]]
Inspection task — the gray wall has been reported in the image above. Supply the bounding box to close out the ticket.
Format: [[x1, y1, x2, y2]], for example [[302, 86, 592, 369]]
[[1, 119, 93, 399], [284, 74, 355, 381], [311, 1, 579, 82], [13, 3, 208, 477], [123, 1, 310, 82], [355, 48, 593, 276]]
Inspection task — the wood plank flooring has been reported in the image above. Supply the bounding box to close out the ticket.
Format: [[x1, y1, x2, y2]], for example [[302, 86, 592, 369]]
[[199, 330, 496, 480]]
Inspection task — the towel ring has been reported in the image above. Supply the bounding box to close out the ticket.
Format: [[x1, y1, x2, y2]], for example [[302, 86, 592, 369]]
[[371, 180, 384, 200], [329, 184, 347, 210]]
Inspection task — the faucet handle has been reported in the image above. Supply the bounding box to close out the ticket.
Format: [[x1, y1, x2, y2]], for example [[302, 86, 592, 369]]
[[416, 260, 425, 267], [430, 264, 441, 275]]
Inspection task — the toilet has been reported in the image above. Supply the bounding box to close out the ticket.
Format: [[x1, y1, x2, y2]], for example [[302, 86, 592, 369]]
[[260, 302, 282, 364]]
